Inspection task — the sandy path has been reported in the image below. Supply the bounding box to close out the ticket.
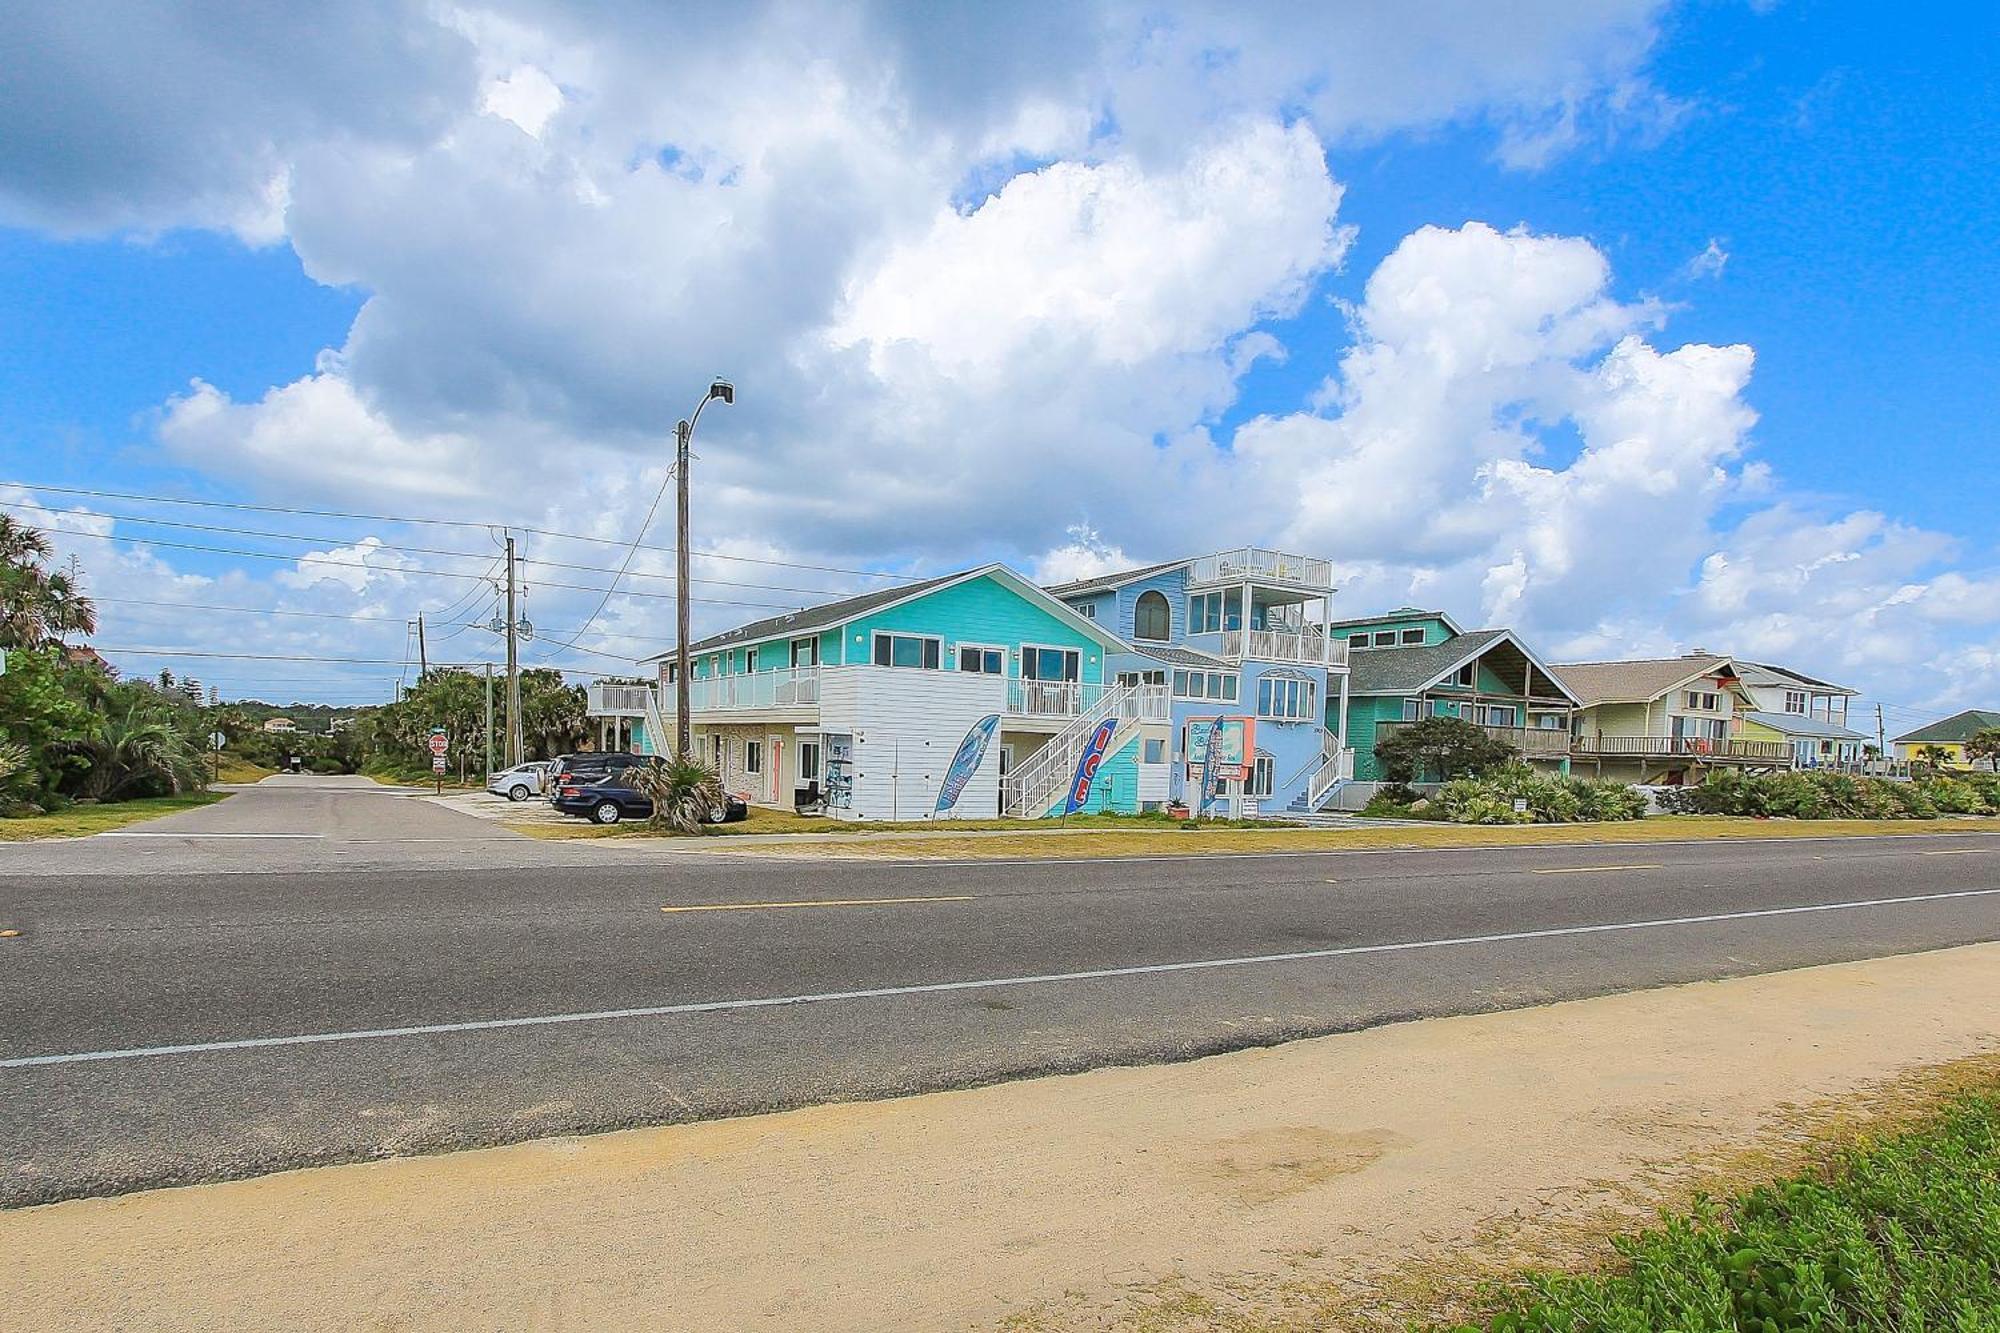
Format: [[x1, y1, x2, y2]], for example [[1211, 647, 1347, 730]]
[[7, 943, 1999, 1332]]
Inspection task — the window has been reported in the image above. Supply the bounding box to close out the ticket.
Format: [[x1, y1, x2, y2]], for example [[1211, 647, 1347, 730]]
[[1455, 662, 1476, 687], [1400, 628, 1425, 645], [663, 662, 679, 683], [958, 645, 1004, 674], [1022, 645, 1080, 682], [1256, 675, 1317, 721], [1783, 689, 1806, 714], [711, 734, 723, 768], [1117, 669, 1166, 687], [1143, 738, 1166, 764], [1348, 632, 1370, 649], [1188, 591, 1224, 635], [1133, 589, 1171, 641], [1173, 670, 1239, 701], [1533, 712, 1563, 730], [1684, 690, 1720, 712], [1073, 601, 1096, 620], [1479, 704, 1517, 727], [1402, 698, 1421, 721], [873, 632, 941, 670], [745, 647, 759, 674], [745, 740, 762, 774], [1248, 753, 1275, 798], [1372, 630, 1397, 647], [791, 637, 819, 668], [798, 740, 820, 782]]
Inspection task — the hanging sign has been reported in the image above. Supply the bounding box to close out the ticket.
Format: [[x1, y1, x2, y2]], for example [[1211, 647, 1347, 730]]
[[935, 713, 1001, 814], [1062, 717, 1119, 814]]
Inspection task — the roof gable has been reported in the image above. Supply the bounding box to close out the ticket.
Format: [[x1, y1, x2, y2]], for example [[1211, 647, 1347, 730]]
[[1552, 655, 1741, 707], [1890, 708, 2000, 745], [1348, 628, 1579, 703]]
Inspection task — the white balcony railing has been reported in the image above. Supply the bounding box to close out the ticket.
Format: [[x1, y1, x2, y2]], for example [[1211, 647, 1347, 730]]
[[1006, 680, 1107, 718], [656, 665, 821, 715], [1202, 629, 1349, 666], [1187, 546, 1335, 590], [587, 682, 656, 716]]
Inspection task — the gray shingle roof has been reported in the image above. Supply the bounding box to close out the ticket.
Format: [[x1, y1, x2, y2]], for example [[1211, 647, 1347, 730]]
[[652, 570, 963, 660], [1551, 655, 1735, 707], [1130, 644, 1231, 670], [1346, 629, 1508, 695], [1742, 709, 1869, 741], [1042, 558, 1185, 598]]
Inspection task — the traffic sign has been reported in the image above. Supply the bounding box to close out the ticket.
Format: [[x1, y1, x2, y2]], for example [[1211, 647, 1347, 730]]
[[428, 730, 449, 756], [432, 755, 447, 774]]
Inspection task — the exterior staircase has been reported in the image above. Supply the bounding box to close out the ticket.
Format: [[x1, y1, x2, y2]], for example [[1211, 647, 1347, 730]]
[[1282, 726, 1355, 814], [1001, 684, 1168, 818]]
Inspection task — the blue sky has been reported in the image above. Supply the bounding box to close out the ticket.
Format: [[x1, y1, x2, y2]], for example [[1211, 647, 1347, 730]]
[[0, 1, 1993, 724]]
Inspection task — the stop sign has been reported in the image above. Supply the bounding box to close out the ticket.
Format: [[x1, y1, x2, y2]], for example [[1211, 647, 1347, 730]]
[[429, 732, 448, 756]]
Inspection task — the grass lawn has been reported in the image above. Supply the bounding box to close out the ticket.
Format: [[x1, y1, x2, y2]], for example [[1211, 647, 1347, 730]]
[[0, 791, 231, 841], [1444, 1073, 2000, 1332], [514, 810, 1996, 853], [213, 755, 276, 784]]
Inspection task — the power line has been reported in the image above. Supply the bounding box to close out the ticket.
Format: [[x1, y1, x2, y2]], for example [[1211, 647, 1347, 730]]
[[32, 521, 807, 611], [3, 480, 919, 583]]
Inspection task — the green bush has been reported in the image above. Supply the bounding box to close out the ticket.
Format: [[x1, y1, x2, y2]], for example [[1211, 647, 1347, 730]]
[[1411, 766, 1645, 825], [1452, 1090, 2000, 1333], [1659, 769, 1987, 820]]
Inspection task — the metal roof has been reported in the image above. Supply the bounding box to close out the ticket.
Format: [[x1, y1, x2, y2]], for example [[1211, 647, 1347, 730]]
[[1890, 708, 2000, 745], [1742, 709, 1869, 741], [1324, 606, 1465, 635], [1738, 661, 1858, 695]]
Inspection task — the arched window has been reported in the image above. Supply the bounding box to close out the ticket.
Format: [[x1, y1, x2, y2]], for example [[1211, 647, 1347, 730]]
[[1133, 589, 1171, 641]]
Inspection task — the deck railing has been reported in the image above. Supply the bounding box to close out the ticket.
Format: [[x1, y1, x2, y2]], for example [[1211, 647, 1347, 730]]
[[1573, 735, 1792, 762], [653, 665, 821, 714], [586, 683, 656, 715], [1186, 546, 1335, 590], [1202, 629, 1348, 666], [1377, 720, 1571, 758], [1006, 680, 1109, 718]]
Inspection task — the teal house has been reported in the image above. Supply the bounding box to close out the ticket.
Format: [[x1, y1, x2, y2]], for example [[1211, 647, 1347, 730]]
[[1325, 609, 1579, 782], [594, 564, 1161, 819]]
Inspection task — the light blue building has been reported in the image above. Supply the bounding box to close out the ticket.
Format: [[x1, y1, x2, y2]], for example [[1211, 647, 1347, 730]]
[[1047, 547, 1352, 815]]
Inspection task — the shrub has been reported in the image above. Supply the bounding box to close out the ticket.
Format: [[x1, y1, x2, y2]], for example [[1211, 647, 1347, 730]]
[[1432, 780, 1531, 825], [1920, 778, 1992, 815], [1374, 716, 1517, 784]]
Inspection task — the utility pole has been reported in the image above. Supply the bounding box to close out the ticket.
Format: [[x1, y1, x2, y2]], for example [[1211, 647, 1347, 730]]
[[416, 615, 428, 679], [484, 662, 495, 783], [675, 418, 692, 759], [505, 535, 524, 768], [1876, 703, 1887, 770]]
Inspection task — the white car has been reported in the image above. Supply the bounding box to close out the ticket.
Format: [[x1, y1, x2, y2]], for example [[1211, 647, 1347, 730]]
[[487, 762, 552, 802]]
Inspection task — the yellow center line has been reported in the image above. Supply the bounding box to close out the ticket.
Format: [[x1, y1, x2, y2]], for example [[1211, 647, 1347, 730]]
[[661, 895, 975, 914], [1530, 864, 1664, 875]]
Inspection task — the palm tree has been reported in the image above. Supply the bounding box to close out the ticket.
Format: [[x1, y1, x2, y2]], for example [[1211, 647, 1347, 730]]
[[0, 515, 97, 648], [59, 704, 203, 801], [632, 755, 725, 834], [1968, 728, 2000, 774]]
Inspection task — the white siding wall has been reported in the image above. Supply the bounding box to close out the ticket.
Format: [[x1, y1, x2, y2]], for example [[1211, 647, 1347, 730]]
[[819, 665, 1008, 821]]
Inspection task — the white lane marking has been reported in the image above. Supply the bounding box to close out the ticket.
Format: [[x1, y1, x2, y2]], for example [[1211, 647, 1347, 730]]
[[870, 830, 2000, 869], [7, 885, 1999, 1070], [96, 832, 327, 840], [1531, 864, 1663, 875]]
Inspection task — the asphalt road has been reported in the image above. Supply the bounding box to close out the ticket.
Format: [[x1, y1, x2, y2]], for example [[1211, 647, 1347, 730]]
[[4, 777, 1999, 1207]]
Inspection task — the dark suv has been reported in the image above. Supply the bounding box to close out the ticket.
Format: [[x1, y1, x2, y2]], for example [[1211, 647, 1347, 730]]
[[552, 768, 748, 826], [545, 751, 645, 801]]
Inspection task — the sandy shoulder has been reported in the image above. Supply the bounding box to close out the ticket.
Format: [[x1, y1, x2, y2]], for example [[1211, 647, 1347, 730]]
[[7, 944, 2000, 1332]]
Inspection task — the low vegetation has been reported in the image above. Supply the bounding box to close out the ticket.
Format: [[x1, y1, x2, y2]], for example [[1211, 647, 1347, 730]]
[[1366, 765, 1648, 825], [1451, 1087, 2000, 1332], [1659, 768, 2000, 820], [0, 791, 229, 841]]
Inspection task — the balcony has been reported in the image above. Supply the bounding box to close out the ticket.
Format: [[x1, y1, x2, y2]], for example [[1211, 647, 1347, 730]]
[[1006, 679, 1108, 719], [1378, 720, 1570, 758], [655, 665, 821, 715], [1186, 546, 1335, 591], [586, 682, 655, 716], [1573, 735, 1792, 764], [1202, 629, 1350, 667]]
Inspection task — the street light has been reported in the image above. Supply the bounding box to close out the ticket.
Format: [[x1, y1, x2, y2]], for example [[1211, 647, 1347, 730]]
[[675, 378, 735, 759]]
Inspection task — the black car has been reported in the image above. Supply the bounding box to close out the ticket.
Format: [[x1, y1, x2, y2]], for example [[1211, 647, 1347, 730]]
[[545, 751, 645, 802], [551, 770, 749, 826]]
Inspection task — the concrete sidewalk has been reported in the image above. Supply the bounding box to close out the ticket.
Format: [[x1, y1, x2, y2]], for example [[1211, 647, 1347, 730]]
[[8, 943, 1998, 1332]]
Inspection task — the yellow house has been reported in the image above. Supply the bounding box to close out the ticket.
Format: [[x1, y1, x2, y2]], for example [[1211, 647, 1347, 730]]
[[1891, 709, 2000, 769]]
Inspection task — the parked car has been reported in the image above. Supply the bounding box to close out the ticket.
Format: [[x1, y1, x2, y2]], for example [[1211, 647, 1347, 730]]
[[486, 762, 551, 803], [545, 751, 645, 801], [551, 770, 749, 826]]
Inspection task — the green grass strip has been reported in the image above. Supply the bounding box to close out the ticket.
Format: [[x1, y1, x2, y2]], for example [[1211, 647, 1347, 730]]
[[1452, 1091, 2000, 1332]]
